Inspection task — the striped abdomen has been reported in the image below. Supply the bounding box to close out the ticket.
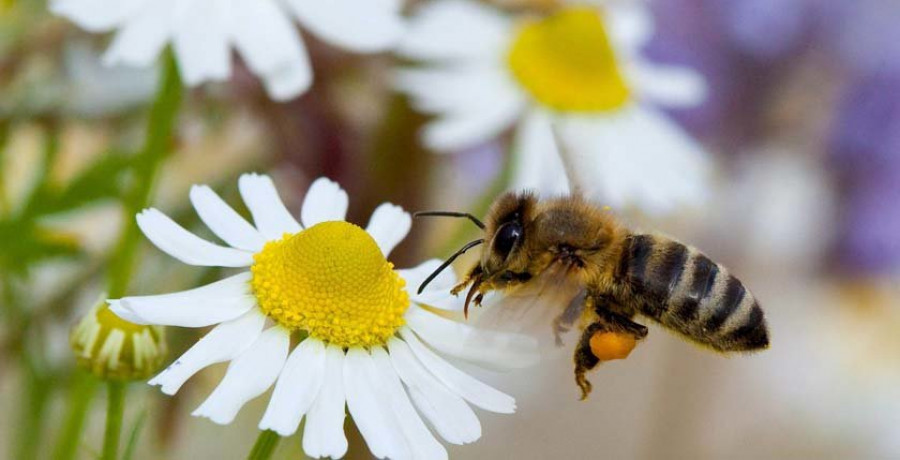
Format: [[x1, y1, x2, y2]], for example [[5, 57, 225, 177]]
[[617, 234, 769, 352]]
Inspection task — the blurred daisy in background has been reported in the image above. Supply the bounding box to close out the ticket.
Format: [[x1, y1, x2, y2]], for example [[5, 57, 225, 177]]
[[396, 0, 710, 214], [50, 0, 405, 101], [110, 174, 537, 459]]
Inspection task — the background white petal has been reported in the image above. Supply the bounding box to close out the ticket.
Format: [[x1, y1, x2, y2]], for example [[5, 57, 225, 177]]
[[366, 203, 411, 257], [510, 110, 571, 197], [190, 185, 267, 252], [605, 1, 655, 53], [421, 93, 526, 152], [397, 0, 511, 62], [238, 173, 302, 239], [259, 338, 326, 436], [400, 328, 516, 414], [372, 347, 448, 460], [300, 177, 349, 227], [388, 337, 481, 445], [136, 209, 255, 267], [260, 56, 314, 102], [557, 107, 711, 214], [395, 66, 522, 117], [343, 348, 410, 459], [102, 0, 172, 67], [287, 0, 404, 53], [627, 61, 708, 108], [302, 345, 349, 460], [113, 273, 256, 327], [149, 309, 266, 394], [52, 0, 146, 32], [231, 0, 312, 101], [171, 0, 231, 85], [405, 307, 540, 370], [192, 327, 290, 425]]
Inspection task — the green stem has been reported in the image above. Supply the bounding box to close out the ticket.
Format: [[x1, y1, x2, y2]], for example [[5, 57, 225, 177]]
[[52, 371, 99, 460], [13, 351, 52, 460], [107, 49, 182, 299], [101, 382, 126, 460], [247, 430, 281, 460]]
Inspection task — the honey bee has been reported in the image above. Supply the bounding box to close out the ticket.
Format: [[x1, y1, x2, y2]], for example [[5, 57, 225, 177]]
[[416, 192, 770, 399]]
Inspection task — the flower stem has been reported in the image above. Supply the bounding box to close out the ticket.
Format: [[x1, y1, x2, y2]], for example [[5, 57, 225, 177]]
[[101, 382, 126, 460], [52, 371, 98, 460], [107, 49, 183, 299], [247, 430, 281, 460]]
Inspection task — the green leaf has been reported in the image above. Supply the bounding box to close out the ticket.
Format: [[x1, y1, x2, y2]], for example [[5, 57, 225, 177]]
[[23, 149, 134, 218]]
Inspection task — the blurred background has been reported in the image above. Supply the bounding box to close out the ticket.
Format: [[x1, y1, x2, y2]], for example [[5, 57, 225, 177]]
[[1, 0, 899, 459]]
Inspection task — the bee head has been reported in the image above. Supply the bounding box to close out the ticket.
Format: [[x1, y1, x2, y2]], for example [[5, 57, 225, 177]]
[[477, 191, 538, 290]]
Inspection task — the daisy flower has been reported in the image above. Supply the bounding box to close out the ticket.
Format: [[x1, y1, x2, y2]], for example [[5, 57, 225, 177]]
[[110, 174, 537, 459], [50, 0, 405, 101], [395, 0, 710, 214]]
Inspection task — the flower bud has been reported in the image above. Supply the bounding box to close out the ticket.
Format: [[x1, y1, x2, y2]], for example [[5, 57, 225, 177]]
[[71, 298, 166, 381]]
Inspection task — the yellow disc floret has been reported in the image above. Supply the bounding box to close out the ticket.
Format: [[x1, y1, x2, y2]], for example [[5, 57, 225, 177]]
[[251, 221, 409, 348], [507, 7, 631, 112]]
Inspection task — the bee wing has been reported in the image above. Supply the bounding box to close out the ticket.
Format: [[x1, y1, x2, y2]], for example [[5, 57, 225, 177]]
[[464, 266, 588, 353]]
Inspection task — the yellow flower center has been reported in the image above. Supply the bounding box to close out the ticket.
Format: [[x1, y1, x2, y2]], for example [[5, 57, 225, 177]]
[[250, 221, 409, 348], [507, 7, 631, 112]]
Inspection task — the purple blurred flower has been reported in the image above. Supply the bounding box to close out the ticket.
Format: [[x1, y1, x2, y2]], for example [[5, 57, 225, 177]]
[[830, 70, 900, 274], [838, 169, 900, 274]]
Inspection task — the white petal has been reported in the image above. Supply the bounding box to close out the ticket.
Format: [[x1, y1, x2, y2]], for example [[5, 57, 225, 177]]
[[399, 328, 515, 414], [394, 66, 527, 151], [260, 53, 313, 101], [171, 0, 231, 85], [628, 61, 708, 108], [230, 0, 312, 101], [287, 0, 404, 53], [372, 347, 448, 460], [300, 177, 349, 227], [343, 348, 410, 459], [394, 65, 521, 116], [149, 309, 266, 394], [398, 259, 467, 311], [397, 0, 511, 62], [387, 338, 481, 445], [238, 173, 302, 240], [398, 259, 458, 293], [190, 185, 267, 252], [405, 307, 540, 370], [606, 1, 655, 52], [136, 208, 254, 267], [421, 95, 525, 152], [51, 0, 145, 32], [113, 272, 255, 327], [302, 345, 348, 460], [510, 110, 570, 197], [557, 106, 710, 215], [366, 203, 411, 257], [102, 0, 172, 67], [106, 299, 147, 324], [259, 338, 327, 436], [230, 0, 303, 74], [192, 327, 289, 425]]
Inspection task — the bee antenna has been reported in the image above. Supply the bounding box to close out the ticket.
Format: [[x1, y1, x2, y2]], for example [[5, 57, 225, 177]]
[[414, 211, 485, 230], [417, 239, 485, 294]]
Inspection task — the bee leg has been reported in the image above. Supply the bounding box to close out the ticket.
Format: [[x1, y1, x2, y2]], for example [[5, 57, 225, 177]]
[[574, 321, 605, 400], [451, 265, 483, 296], [573, 309, 648, 400]]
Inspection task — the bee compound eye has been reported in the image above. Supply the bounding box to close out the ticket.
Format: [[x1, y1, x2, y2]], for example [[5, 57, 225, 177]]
[[493, 222, 523, 257]]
